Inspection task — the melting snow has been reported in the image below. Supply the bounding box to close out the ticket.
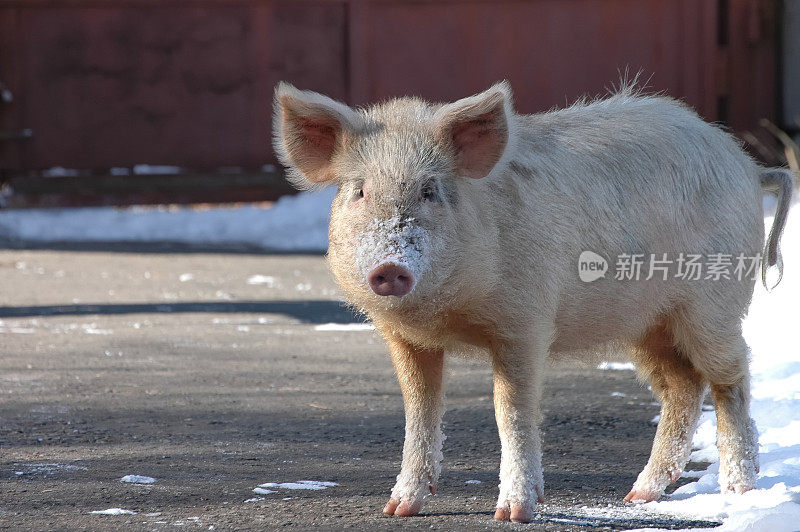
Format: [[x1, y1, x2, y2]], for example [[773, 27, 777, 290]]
[[313, 323, 374, 331], [0, 189, 335, 251], [597, 362, 636, 370], [83, 327, 112, 335], [91, 508, 137, 515], [247, 275, 277, 287], [13, 462, 87, 475], [120, 475, 156, 484], [255, 480, 338, 492]]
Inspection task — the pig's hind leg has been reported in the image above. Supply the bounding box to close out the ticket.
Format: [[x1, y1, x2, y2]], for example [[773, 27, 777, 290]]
[[625, 318, 706, 502], [675, 318, 758, 495], [709, 377, 758, 494], [383, 334, 445, 518]]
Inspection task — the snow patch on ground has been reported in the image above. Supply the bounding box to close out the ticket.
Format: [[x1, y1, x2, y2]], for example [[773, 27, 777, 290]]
[[597, 362, 636, 370], [257, 480, 338, 490], [120, 475, 156, 484], [253, 480, 338, 495], [0, 188, 336, 251], [91, 508, 137, 515], [247, 275, 278, 287], [2, 321, 123, 337], [313, 323, 374, 332], [1, 327, 35, 334], [13, 462, 87, 475], [83, 325, 112, 335]]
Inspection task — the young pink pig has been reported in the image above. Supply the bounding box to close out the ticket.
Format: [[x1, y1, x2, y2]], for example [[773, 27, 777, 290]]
[[273, 81, 793, 522]]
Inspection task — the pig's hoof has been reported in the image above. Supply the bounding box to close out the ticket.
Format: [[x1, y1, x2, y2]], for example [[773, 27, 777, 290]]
[[624, 466, 678, 503], [494, 503, 534, 523], [720, 482, 754, 495], [719, 453, 757, 495], [383, 497, 422, 517], [623, 488, 660, 503], [495, 481, 543, 522], [623, 475, 671, 502], [719, 469, 756, 495], [385, 477, 435, 517]]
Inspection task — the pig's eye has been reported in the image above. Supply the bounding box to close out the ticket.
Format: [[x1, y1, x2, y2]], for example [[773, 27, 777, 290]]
[[353, 188, 364, 201], [421, 182, 439, 202]]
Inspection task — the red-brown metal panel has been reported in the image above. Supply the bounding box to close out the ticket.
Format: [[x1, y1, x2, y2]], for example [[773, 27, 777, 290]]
[[724, 0, 779, 132], [3, 1, 348, 172], [0, 6, 24, 170], [0, 0, 782, 208], [358, 0, 718, 118]]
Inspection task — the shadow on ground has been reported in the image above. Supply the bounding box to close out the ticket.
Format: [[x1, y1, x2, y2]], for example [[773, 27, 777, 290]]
[[0, 300, 364, 323]]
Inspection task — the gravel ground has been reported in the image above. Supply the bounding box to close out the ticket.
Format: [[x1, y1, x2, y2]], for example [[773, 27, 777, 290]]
[[0, 246, 720, 530]]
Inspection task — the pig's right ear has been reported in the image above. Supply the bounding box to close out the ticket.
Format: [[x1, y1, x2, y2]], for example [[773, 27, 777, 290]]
[[273, 83, 363, 190], [433, 81, 513, 179]]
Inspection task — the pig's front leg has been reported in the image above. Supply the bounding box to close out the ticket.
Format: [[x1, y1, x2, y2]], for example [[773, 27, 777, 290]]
[[492, 340, 546, 523], [382, 334, 445, 517]]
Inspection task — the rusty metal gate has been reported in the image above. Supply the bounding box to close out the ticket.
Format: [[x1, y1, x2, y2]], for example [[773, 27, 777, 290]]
[[0, 0, 780, 207]]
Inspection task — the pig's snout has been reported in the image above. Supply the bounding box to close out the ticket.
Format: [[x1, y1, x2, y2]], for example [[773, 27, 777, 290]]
[[368, 263, 414, 297]]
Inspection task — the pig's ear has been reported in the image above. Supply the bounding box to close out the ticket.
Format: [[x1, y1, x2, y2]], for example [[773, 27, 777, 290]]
[[433, 81, 513, 179], [273, 82, 363, 190]]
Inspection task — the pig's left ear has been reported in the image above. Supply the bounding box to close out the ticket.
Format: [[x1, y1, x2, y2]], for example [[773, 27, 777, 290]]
[[433, 81, 513, 179], [273, 82, 364, 190]]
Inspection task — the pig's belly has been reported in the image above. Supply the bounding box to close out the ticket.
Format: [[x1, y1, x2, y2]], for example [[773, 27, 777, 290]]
[[550, 288, 665, 353]]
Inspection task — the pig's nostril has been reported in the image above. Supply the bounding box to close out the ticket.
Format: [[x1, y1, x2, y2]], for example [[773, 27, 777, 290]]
[[368, 264, 415, 297]]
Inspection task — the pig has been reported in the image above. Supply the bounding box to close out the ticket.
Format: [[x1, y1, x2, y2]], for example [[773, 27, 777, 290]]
[[272, 80, 794, 522]]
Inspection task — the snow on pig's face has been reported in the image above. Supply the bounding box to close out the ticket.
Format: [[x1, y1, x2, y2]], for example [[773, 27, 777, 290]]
[[331, 167, 442, 305], [272, 82, 511, 313]]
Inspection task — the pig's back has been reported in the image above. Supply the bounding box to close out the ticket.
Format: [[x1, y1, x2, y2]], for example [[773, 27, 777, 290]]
[[506, 93, 764, 351]]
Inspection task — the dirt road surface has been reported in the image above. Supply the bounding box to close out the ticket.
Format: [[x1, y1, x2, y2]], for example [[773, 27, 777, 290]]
[[0, 245, 720, 530]]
